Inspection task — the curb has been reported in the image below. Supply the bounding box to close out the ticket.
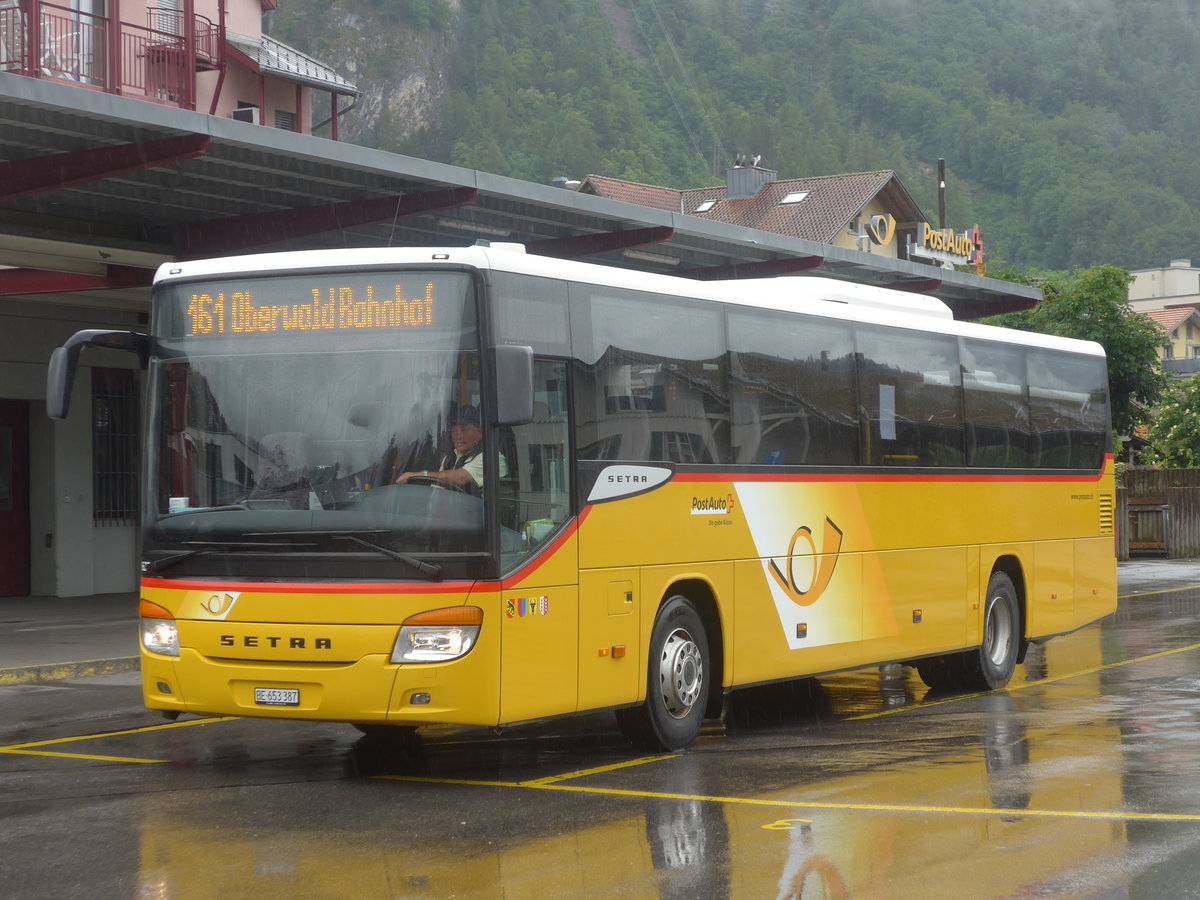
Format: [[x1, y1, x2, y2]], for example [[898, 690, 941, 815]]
[[0, 656, 140, 686]]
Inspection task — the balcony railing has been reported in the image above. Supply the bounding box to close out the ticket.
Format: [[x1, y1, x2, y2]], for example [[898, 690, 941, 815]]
[[0, 1, 223, 109]]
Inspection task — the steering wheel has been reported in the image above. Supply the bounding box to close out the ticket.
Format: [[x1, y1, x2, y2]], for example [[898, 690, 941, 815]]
[[403, 474, 472, 495]]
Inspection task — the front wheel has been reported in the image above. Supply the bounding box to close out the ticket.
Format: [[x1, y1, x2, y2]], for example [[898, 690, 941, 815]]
[[616, 596, 710, 751]]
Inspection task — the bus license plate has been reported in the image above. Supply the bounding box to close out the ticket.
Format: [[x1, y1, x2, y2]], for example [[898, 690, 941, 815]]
[[254, 687, 300, 707]]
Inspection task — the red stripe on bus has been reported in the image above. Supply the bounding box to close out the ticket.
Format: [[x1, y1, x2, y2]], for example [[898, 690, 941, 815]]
[[502, 506, 591, 584], [140, 577, 497, 595]]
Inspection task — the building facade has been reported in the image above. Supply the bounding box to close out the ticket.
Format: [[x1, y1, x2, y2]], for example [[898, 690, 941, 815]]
[[1129, 259, 1200, 312], [0, 0, 355, 596]]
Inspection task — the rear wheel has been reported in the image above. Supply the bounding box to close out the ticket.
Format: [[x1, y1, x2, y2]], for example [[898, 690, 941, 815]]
[[916, 571, 1021, 693], [616, 596, 710, 751], [962, 571, 1021, 691]]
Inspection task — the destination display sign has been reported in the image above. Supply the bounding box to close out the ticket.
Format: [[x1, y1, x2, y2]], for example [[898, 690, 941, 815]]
[[184, 281, 436, 337]]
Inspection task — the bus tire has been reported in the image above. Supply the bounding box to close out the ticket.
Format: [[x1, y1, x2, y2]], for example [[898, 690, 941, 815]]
[[915, 571, 1021, 693], [914, 653, 965, 692], [618, 595, 710, 752], [961, 571, 1021, 691]]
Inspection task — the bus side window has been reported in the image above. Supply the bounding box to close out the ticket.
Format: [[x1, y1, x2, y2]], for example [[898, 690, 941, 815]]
[[727, 308, 857, 467], [571, 285, 728, 465], [856, 327, 964, 467], [961, 339, 1031, 468], [1027, 351, 1108, 469], [502, 360, 571, 570]]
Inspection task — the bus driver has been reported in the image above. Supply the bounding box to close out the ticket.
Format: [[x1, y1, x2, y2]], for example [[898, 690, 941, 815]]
[[395, 405, 504, 491]]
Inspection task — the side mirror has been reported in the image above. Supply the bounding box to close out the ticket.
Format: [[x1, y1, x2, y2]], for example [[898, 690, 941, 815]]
[[46, 329, 150, 420], [493, 344, 533, 426]]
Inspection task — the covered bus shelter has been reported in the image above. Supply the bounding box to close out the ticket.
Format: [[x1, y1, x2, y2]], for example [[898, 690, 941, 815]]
[[0, 72, 1041, 597]]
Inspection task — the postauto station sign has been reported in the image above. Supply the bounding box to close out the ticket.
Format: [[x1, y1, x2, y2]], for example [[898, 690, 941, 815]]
[[909, 223, 984, 267]]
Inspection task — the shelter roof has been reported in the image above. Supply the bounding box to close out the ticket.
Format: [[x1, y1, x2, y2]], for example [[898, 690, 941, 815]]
[[0, 74, 1039, 319]]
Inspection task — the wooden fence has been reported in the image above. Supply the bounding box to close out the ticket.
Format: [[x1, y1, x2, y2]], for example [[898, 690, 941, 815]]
[[1119, 469, 1200, 559]]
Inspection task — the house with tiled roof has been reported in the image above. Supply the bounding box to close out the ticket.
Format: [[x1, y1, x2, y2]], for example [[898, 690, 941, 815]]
[[1140, 307, 1200, 364], [579, 165, 929, 262]]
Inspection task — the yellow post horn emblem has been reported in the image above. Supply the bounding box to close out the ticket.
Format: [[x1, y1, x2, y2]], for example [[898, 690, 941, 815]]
[[867, 213, 896, 246], [767, 518, 844, 607]]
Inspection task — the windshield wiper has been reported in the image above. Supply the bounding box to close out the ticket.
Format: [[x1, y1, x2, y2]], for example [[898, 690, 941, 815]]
[[162, 503, 249, 516], [142, 540, 303, 575], [248, 529, 442, 579], [334, 534, 443, 578]]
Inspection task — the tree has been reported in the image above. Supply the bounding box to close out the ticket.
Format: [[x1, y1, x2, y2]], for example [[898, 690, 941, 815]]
[[984, 265, 1167, 439], [1139, 376, 1200, 467]]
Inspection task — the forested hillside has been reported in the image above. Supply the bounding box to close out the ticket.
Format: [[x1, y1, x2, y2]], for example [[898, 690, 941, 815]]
[[273, 0, 1200, 271]]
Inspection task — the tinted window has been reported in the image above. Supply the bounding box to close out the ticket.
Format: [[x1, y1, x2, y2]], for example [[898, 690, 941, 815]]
[[962, 339, 1031, 468], [571, 286, 728, 465], [491, 271, 571, 356], [728, 308, 858, 465], [857, 327, 963, 467], [1028, 350, 1108, 469]]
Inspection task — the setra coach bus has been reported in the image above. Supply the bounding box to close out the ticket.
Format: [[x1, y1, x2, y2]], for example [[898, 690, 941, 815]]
[[46, 244, 1116, 751]]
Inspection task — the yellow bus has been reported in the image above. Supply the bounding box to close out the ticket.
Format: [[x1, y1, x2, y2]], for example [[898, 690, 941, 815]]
[[47, 244, 1116, 751]]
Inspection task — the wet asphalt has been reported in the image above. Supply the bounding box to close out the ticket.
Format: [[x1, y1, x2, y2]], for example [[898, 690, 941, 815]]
[[5, 560, 1200, 898]]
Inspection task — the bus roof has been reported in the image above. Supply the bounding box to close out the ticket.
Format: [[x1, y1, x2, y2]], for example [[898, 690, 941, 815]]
[[154, 244, 1104, 359]]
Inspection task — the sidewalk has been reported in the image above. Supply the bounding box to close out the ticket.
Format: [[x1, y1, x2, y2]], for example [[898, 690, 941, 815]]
[[3, 561, 1200, 687], [0, 592, 139, 685]]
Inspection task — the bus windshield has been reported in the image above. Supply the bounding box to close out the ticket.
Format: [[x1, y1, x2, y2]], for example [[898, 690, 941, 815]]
[[142, 269, 493, 579]]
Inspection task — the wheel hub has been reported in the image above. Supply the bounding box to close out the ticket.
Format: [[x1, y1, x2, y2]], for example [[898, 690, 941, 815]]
[[658, 627, 703, 719], [985, 593, 1014, 666]]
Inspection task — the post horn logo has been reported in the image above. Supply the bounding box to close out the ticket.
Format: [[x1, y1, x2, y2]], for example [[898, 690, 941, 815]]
[[767, 518, 844, 607], [202, 592, 238, 618], [867, 213, 896, 246]]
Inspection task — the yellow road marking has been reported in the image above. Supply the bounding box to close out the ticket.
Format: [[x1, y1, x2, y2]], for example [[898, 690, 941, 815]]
[[761, 818, 814, 830], [0, 748, 165, 764], [1119, 583, 1200, 599], [377, 775, 1200, 823], [0, 715, 235, 761], [848, 641, 1200, 721], [521, 754, 679, 785]]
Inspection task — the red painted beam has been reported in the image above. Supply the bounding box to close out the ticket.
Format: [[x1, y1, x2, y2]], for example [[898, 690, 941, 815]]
[[175, 187, 479, 258], [0, 134, 211, 202], [688, 255, 824, 281], [0, 266, 153, 296], [528, 226, 674, 259]]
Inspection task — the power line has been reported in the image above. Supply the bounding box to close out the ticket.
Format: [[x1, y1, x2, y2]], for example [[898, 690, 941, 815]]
[[628, 0, 730, 175]]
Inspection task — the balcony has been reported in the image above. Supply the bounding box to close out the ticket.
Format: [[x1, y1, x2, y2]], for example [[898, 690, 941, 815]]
[[0, 1, 223, 110], [1164, 357, 1200, 376]]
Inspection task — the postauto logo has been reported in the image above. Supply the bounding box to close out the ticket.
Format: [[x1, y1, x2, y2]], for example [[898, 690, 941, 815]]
[[691, 493, 736, 515]]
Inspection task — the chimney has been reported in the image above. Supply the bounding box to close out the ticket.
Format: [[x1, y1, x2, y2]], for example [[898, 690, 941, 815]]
[[726, 160, 776, 199], [1170, 259, 1193, 268]]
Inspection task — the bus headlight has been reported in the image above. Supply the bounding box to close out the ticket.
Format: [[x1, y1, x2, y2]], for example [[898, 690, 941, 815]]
[[140, 598, 180, 657], [392, 606, 483, 663]]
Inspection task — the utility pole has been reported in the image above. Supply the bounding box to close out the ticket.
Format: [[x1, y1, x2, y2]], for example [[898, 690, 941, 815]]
[[937, 158, 946, 229]]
